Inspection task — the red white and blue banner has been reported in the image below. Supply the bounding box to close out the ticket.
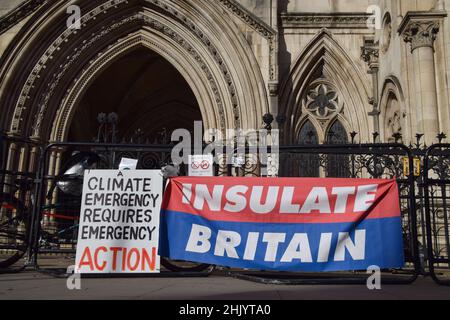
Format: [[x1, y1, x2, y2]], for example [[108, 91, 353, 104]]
[[159, 177, 404, 272]]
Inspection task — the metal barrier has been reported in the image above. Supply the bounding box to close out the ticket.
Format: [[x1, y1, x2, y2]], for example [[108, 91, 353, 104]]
[[227, 143, 421, 284], [0, 133, 42, 271], [424, 144, 450, 285], [0, 139, 429, 285], [27, 142, 218, 276]]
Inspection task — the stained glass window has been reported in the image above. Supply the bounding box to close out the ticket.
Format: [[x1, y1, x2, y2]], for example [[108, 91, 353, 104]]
[[326, 120, 349, 177], [297, 120, 320, 177]]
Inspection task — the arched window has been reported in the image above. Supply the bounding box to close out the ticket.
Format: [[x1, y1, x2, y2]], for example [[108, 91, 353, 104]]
[[299, 120, 319, 145], [296, 120, 320, 177], [327, 120, 348, 144], [326, 120, 349, 177]]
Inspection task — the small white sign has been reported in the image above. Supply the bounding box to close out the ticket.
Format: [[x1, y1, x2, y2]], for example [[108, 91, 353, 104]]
[[232, 155, 246, 168], [119, 158, 138, 170], [75, 170, 162, 274], [188, 155, 214, 177]]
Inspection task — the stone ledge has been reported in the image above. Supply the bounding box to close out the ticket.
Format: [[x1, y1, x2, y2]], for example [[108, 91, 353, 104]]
[[0, 0, 46, 35], [281, 12, 372, 29], [217, 0, 276, 38], [398, 11, 448, 36]]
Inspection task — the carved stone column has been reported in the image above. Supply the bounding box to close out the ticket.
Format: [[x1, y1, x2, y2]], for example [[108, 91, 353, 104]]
[[399, 12, 447, 145], [361, 39, 380, 141]]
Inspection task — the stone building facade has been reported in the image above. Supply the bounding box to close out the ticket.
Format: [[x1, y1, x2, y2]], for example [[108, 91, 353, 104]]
[[0, 0, 448, 147]]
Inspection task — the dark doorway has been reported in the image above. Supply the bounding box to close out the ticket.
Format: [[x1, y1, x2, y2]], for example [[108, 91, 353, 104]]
[[68, 47, 202, 143]]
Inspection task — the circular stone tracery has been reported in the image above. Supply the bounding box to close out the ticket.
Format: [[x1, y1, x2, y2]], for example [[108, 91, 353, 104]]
[[305, 83, 339, 119]]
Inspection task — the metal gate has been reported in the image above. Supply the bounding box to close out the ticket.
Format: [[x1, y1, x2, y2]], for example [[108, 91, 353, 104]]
[[424, 144, 450, 285], [228, 143, 421, 284], [28, 142, 185, 272], [0, 135, 42, 274], [0, 137, 434, 285]]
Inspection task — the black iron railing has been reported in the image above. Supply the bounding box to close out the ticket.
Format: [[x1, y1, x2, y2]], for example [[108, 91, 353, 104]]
[[0, 134, 449, 285]]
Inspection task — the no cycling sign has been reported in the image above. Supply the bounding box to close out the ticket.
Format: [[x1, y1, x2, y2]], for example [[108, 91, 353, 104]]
[[189, 155, 214, 177]]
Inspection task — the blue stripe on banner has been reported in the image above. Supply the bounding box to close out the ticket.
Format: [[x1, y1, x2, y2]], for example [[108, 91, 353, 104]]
[[159, 210, 405, 272]]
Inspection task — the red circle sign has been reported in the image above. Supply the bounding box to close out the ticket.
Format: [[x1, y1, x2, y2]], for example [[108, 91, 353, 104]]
[[191, 162, 200, 169], [200, 160, 210, 170]]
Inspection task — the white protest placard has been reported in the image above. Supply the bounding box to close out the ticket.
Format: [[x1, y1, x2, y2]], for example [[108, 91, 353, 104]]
[[75, 170, 163, 274], [188, 154, 214, 177]]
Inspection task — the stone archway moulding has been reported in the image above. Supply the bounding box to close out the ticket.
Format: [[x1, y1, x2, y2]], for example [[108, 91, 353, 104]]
[[2, 0, 268, 141], [0, 0, 278, 85], [52, 29, 219, 142]]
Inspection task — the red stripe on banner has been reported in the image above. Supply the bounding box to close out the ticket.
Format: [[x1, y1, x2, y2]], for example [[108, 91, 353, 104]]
[[162, 177, 401, 224], [43, 212, 79, 221]]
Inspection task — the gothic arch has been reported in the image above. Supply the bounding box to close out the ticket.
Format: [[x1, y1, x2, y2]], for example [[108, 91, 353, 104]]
[[379, 76, 407, 142], [325, 117, 350, 144], [296, 116, 323, 143], [0, 0, 269, 141], [51, 30, 218, 142], [296, 114, 351, 145], [279, 29, 371, 144]]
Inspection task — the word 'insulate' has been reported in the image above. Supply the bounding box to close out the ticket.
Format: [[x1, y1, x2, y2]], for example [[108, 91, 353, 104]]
[[182, 184, 379, 214]]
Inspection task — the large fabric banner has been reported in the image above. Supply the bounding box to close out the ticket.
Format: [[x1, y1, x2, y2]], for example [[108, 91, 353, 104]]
[[159, 177, 404, 272]]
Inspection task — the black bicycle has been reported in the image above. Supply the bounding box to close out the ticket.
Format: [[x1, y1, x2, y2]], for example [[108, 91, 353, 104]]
[[0, 191, 29, 269]]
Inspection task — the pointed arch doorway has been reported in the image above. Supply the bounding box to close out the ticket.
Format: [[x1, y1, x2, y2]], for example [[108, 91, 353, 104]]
[[68, 47, 203, 144]]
